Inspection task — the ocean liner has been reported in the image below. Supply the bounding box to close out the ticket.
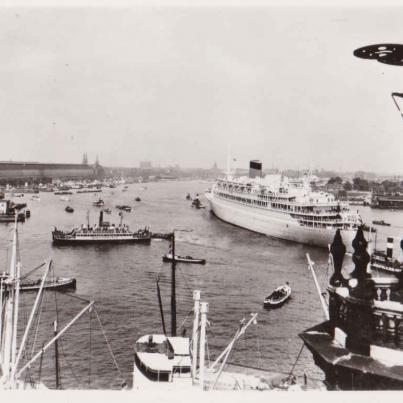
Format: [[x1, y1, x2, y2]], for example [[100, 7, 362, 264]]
[[52, 211, 151, 245], [205, 160, 362, 250]]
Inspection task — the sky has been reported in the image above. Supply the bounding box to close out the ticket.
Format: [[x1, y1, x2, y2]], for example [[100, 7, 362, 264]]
[[0, 6, 402, 173]]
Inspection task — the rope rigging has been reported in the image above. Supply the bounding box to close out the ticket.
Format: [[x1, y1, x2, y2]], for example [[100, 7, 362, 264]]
[[93, 307, 128, 388]]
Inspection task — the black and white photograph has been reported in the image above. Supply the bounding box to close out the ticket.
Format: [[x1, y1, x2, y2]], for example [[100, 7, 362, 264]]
[[0, 0, 402, 399]]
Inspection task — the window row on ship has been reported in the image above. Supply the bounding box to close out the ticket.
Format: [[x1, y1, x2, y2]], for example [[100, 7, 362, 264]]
[[215, 191, 345, 215], [215, 186, 336, 204], [73, 232, 132, 237]]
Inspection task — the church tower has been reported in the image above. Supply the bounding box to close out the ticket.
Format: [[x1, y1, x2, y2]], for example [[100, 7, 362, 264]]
[[82, 152, 88, 165]]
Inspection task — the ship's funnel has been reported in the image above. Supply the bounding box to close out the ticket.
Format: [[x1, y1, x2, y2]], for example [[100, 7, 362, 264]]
[[99, 210, 103, 227], [249, 160, 262, 178]]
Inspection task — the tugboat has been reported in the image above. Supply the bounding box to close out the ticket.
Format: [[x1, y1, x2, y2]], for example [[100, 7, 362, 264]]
[[300, 229, 403, 390], [370, 236, 403, 275], [52, 211, 151, 245]]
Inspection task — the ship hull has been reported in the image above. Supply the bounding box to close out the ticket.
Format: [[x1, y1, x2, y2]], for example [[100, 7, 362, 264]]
[[52, 235, 151, 245], [206, 194, 357, 251]]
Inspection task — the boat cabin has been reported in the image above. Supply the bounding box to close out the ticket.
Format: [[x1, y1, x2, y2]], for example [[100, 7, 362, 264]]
[[134, 334, 191, 384]]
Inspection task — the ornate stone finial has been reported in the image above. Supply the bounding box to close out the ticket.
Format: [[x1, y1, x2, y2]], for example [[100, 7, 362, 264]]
[[350, 226, 372, 298], [329, 229, 346, 287]]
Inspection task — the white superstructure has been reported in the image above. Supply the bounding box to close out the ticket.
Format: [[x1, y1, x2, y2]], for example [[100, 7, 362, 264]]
[[205, 162, 362, 250]]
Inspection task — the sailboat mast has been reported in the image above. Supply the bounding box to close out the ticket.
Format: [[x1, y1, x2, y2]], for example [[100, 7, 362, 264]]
[[1, 218, 19, 384], [54, 320, 60, 389], [171, 232, 177, 337]]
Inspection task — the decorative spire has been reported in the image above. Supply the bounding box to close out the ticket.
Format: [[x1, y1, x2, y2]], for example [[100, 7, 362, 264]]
[[82, 152, 88, 165], [329, 229, 346, 287], [350, 226, 373, 299]]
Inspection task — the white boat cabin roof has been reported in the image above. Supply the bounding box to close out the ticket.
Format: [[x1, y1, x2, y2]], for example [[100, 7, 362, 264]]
[[135, 334, 191, 372]]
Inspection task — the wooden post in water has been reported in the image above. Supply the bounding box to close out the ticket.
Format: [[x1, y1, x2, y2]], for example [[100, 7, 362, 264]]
[[171, 232, 177, 337]]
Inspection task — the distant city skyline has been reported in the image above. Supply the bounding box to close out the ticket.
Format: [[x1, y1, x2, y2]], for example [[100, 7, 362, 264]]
[[1, 7, 402, 173]]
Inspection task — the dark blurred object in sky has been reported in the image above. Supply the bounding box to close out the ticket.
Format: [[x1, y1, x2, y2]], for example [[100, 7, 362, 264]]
[[353, 44, 403, 66]]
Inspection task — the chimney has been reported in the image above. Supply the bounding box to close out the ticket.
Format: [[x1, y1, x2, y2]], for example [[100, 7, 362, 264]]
[[386, 237, 394, 259], [249, 160, 262, 178], [99, 210, 103, 227]]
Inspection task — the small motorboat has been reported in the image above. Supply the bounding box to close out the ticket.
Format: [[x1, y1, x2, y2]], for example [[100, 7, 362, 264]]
[[264, 284, 291, 309], [135, 197, 141, 202], [65, 206, 74, 213], [372, 220, 391, 226], [103, 208, 112, 214], [162, 253, 206, 265], [122, 206, 132, 212], [93, 199, 105, 207]]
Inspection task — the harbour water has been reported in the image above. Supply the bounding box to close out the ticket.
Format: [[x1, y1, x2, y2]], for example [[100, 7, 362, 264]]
[[1, 180, 402, 389]]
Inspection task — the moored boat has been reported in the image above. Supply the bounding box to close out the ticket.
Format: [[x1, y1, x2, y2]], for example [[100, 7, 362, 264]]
[[76, 188, 102, 193], [263, 283, 291, 309], [54, 190, 72, 195], [1, 275, 76, 293], [372, 219, 391, 226]]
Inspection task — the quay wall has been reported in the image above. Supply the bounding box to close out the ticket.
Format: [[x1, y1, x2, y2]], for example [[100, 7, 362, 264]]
[[0, 162, 95, 181]]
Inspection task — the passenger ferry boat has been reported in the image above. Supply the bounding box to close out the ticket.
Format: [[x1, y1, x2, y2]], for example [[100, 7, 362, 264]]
[[52, 211, 151, 245], [205, 160, 362, 250]]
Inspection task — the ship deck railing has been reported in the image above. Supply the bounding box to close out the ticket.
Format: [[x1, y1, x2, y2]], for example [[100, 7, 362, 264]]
[[214, 189, 348, 209], [214, 192, 356, 218]]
